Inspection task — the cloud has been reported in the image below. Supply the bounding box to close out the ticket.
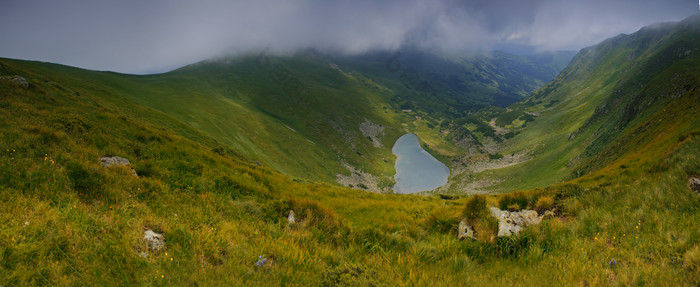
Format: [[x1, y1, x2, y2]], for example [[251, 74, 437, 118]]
[[0, 0, 695, 73]]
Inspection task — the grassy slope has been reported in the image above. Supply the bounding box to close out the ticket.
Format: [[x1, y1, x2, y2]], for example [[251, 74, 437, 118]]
[[0, 54, 406, 189], [455, 15, 700, 193], [0, 17, 699, 286], [0, 69, 698, 285]]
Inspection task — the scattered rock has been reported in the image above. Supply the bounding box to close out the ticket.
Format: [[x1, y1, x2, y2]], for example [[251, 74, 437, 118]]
[[287, 210, 296, 225], [457, 219, 475, 240], [336, 162, 386, 193], [489, 207, 543, 237], [689, 176, 700, 194], [1, 76, 29, 88], [99, 156, 137, 176], [143, 229, 165, 252], [359, 120, 385, 148]]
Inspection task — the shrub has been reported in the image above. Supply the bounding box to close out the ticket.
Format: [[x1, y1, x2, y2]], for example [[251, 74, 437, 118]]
[[534, 196, 555, 213], [290, 198, 340, 233], [488, 153, 504, 160], [463, 195, 488, 221], [556, 183, 584, 199], [684, 245, 700, 281], [499, 193, 528, 211], [462, 195, 498, 242], [423, 208, 459, 233], [322, 263, 378, 286]]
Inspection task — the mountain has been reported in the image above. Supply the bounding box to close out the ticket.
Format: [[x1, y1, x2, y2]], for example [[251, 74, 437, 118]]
[[0, 15, 699, 286], [331, 49, 575, 116], [0, 49, 571, 192], [452, 13, 700, 193]]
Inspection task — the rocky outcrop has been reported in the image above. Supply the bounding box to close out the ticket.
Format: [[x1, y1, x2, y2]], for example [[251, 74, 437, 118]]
[[359, 120, 384, 148], [489, 207, 543, 237], [457, 219, 475, 240], [1, 76, 29, 88], [336, 162, 386, 192], [144, 229, 165, 251], [288, 210, 296, 225], [99, 156, 137, 176], [689, 176, 700, 194]]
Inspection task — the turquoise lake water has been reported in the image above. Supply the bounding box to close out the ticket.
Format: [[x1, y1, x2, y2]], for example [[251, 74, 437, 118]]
[[392, 133, 450, 193]]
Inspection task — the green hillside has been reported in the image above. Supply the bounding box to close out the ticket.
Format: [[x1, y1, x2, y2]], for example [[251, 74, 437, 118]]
[[0, 15, 699, 286], [331, 50, 575, 116], [0, 54, 406, 192], [438, 14, 700, 195]]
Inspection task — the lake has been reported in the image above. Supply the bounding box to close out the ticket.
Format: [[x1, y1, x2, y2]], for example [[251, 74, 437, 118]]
[[392, 133, 450, 193]]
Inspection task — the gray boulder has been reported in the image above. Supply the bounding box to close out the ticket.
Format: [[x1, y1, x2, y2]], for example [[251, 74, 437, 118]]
[[144, 229, 165, 251], [489, 207, 542, 237], [99, 156, 137, 176], [287, 210, 296, 225], [1, 76, 29, 88], [457, 219, 475, 240], [689, 176, 700, 194]]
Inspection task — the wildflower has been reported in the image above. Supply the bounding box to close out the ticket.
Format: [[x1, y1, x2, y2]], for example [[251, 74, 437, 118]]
[[23, 221, 29, 228], [609, 258, 617, 267], [255, 255, 267, 267]]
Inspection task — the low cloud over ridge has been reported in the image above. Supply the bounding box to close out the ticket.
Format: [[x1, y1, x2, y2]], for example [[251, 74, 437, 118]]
[[0, 0, 694, 73]]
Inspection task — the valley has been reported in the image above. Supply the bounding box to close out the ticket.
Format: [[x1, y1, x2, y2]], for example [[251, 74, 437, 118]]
[[0, 13, 699, 286]]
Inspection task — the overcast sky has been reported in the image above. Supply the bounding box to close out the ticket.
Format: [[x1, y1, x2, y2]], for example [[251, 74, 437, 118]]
[[0, 0, 696, 74]]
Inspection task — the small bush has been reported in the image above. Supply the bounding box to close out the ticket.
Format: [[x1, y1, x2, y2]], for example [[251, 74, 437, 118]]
[[463, 195, 498, 242], [423, 208, 459, 233], [556, 183, 584, 199], [684, 244, 700, 271], [290, 198, 340, 233], [499, 193, 528, 211], [322, 263, 378, 287], [262, 198, 292, 222], [488, 153, 504, 160], [463, 195, 488, 221], [534, 196, 555, 213]]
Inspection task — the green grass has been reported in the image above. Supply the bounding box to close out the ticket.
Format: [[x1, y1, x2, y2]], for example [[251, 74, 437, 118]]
[[0, 15, 699, 285]]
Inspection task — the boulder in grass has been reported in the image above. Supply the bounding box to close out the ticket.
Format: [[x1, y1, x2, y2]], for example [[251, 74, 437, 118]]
[[99, 156, 137, 176], [288, 210, 296, 225], [144, 229, 165, 252], [490, 207, 543, 237], [457, 219, 475, 240], [1, 76, 29, 88], [689, 176, 700, 194]]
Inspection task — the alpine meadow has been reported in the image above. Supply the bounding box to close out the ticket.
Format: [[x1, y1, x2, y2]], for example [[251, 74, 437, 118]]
[[0, 2, 699, 286]]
